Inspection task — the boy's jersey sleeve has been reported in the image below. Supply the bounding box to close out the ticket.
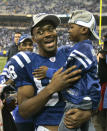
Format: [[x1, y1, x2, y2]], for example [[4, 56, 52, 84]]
[[6, 51, 33, 88], [64, 43, 97, 71], [86, 71, 101, 109]]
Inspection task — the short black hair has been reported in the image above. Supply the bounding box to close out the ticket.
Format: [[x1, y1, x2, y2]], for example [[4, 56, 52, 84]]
[[15, 32, 22, 35]]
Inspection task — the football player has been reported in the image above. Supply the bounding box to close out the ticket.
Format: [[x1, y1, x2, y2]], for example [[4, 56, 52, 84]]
[[7, 14, 92, 131]]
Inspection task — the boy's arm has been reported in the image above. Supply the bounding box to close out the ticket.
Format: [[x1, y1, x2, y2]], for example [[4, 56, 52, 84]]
[[46, 68, 57, 78], [33, 66, 58, 79]]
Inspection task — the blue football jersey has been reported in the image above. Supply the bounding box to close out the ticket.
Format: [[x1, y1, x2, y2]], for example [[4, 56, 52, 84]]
[[0, 64, 10, 84], [62, 40, 101, 109], [6, 51, 35, 123], [7, 47, 72, 126]]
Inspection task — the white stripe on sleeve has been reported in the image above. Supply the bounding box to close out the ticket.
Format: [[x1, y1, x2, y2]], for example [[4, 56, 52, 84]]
[[70, 53, 88, 68], [19, 52, 31, 63], [12, 55, 24, 68], [73, 50, 92, 65]]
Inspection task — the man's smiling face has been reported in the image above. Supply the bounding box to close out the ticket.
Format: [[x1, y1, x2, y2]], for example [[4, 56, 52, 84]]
[[32, 21, 58, 57]]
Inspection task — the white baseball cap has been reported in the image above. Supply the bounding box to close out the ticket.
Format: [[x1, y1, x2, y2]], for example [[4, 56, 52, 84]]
[[68, 10, 100, 40], [31, 13, 61, 33]]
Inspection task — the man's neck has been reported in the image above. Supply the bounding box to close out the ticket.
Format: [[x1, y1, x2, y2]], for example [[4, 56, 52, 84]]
[[38, 51, 56, 58]]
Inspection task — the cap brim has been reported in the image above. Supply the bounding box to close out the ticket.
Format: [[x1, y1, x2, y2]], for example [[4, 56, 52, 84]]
[[19, 38, 33, 45]]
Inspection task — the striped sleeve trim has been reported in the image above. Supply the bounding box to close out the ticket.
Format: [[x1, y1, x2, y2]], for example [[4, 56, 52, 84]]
[[12, 55, 24, 68], [73, 50, 92, 65], [18, 52, 31, 63]]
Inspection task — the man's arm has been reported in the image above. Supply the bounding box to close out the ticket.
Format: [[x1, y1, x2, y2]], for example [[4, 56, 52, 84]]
[[18, 66, 81, 119]]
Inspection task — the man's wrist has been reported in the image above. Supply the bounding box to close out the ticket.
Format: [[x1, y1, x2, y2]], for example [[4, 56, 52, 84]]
[[45, 84, 55, 96]]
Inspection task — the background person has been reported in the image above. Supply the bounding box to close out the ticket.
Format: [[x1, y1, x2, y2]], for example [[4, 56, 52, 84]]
[[92, 33, 107, 131], [7, 32, 21, 61], [0, 34, 35, 131], [12, 34, 35, 131], [0, 84, 17, 131]]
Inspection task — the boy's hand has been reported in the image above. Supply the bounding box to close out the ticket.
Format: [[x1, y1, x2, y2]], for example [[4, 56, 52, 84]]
[[33, 66, 48, 80]]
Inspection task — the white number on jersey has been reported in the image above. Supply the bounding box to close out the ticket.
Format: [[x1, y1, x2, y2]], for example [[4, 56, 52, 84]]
[[8, 65, 17, 80], [34, 78, 59, 106]]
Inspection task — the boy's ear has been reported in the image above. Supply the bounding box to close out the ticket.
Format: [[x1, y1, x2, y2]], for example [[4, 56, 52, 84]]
[[81, 27, 89, 34], [32, 36, 37, 43]]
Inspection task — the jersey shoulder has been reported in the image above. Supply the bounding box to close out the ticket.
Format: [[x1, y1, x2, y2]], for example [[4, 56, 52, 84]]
[[6, 51, 37, 81]]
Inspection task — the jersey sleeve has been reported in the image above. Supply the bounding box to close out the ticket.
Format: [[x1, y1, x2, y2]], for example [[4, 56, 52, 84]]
[[46, 68, 57, 79], [6, 51, 33, 88], [0, 63, 10, 84], [64, 43, 97, 72], [86, 70, 101, 110]]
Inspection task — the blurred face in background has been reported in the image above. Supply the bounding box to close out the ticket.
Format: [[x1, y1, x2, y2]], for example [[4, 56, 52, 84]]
[[14, 33, 21, 45], [18, 39, 33, 52]]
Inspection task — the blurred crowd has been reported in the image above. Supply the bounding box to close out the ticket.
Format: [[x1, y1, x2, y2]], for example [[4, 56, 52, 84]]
[[0, 0, 104, 15], [0, 0, 106, 55], [0, 27, 107, 56]]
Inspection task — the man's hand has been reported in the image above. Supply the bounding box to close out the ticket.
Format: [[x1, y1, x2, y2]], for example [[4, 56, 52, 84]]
[[48, 65, 81, 93], [64, 108, 91, 129], [3, 93, 17, 112], [33, 66, 48, 80]]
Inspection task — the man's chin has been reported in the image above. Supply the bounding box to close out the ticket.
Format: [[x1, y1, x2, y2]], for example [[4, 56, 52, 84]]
[[46, 47, 57, 54]]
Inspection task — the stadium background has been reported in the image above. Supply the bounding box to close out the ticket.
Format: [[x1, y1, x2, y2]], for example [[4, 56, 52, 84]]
[[0, 0, 107, 73]]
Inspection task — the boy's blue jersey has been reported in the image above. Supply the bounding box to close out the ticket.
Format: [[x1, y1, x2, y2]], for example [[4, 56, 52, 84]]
[[62, 40, 101, 109], [7, 47, 72, 126]]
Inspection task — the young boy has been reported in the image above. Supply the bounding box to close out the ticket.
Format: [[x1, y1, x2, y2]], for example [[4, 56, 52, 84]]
[[58, 9, 101, 131], [34, 10, 101, 131]]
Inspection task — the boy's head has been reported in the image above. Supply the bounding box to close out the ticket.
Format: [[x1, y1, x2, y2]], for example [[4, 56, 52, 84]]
[[18, 34, 33, 52], [68, 10, 100, 42]]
